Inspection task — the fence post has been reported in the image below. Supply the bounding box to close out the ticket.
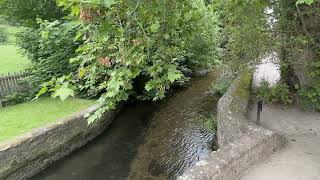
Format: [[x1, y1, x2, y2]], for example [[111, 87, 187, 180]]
[[257, 100, 263, 125]]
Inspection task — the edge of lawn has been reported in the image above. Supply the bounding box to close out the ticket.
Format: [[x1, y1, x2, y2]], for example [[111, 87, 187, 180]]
[[0, 98, 96, 143]]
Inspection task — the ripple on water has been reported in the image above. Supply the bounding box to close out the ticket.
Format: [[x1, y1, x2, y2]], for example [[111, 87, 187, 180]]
[[127, 72, 219, 180]]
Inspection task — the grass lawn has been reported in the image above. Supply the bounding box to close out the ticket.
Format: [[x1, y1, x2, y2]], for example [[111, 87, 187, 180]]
[[0, 22, 26, 44], [0, 20, 30, 74], [0, 45, 30, 74], [0, 98, 95, 142]]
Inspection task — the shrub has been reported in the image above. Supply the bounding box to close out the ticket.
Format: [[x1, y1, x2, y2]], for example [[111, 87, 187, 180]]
[[198, 113, 217, 133], [256, 80, 271, 102], [209, 65, 236, 97], [271, 83, 293, 104], [17, 20, 82, 92], [298, 85, 320, 111], [0, 29, 8, 43], [256, 80, 293, 105], [1, 79, 33, 106], [36, 0, 222, 123], [2, 93, 31, 107], [299, 59, 320, 111], [0, 0, 66, 27], [210, 82, 229, 97]]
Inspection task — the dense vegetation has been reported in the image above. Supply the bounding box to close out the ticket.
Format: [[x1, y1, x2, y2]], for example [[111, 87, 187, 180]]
[[0, 0, 66, 27], [255, 80, 293, 105], [277, 0, 320, 110], [209, 0, 319, 111], [0, 28, 7, 43], [1, 0, 319, 122], [17, 20, 81, 88], [15, 0, 221, 122]]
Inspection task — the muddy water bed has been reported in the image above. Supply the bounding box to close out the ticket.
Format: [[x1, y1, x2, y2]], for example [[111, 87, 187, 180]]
[[31, 72, 219, 180]]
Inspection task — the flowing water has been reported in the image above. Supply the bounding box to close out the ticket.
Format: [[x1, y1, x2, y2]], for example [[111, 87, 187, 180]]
[[31, 71, 219, 180]]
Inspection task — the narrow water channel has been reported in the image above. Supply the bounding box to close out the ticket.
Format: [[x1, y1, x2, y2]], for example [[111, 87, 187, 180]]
[[31, 71, 219, 180]]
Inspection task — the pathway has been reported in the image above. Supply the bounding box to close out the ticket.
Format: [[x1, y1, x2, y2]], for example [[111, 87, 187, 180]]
[[240, 104, 320, 180]]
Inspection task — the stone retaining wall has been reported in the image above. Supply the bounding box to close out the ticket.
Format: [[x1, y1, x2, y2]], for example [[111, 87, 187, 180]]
[[179, 72, 286, 180], [0, 105, 121, 180]]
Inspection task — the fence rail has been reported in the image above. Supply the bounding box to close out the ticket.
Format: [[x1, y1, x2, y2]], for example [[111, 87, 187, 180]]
[[0, 72, 27, 97]]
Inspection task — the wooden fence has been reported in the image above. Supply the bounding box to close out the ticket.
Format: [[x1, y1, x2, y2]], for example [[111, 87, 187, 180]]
[[0, 72, 27, 97]]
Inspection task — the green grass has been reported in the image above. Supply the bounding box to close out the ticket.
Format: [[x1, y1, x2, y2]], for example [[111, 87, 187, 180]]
[[0, 98, 95, 142], [0, 19, 30, 74], [198, 114, 217, 133], [0, 45, 30, 74], [233, 71, 253, 99], [0, 23, 26, 44]]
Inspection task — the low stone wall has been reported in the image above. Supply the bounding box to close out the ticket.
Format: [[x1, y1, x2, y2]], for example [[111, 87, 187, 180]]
[[0, 105, 121, 180], [179, 72, 286, 180], [217, 72, 252, 147]]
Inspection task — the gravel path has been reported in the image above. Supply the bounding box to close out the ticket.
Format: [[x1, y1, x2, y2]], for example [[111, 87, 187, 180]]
[[240, 104, 320, 180]]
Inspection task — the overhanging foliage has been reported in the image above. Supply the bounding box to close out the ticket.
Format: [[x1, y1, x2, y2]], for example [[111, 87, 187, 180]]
[[32, 0, 221, 123]]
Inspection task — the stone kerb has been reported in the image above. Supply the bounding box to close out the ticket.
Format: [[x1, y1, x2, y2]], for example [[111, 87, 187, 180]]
[[0, 105, 121, 180], [179, 72, 286, 180], [217, 73, 251, 147]]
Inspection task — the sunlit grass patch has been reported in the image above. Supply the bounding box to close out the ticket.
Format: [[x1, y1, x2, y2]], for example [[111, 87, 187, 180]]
[[0, 98, 95, 142]]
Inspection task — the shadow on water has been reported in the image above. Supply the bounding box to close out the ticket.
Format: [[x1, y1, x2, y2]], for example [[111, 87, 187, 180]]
[[32, 102, 158, 180], [31, 71, 219, 180]]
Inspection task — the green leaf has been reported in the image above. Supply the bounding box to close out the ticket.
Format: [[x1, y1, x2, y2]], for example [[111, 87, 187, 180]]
[[163, 33, 170, 40], [71, 5, 80, 16], [36, 86, 48, 98], [78, 68, 86, 79], [53, 84, 75, 101], [103, 0, 117, 8], [150, 21, 160, 33], [74, 34, 82, 42], [296, 0, 314, 5], [168, 68, 182, 83]]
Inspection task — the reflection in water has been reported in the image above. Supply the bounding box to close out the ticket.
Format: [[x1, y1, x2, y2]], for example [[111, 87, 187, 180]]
[[31, 72, 218, 180]]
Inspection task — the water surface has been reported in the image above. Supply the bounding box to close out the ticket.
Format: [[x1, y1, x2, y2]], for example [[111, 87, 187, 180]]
[[31, 72, 219, 180]]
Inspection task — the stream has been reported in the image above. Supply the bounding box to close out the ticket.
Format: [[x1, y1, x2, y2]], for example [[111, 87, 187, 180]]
[[31, 71, 219, 180]]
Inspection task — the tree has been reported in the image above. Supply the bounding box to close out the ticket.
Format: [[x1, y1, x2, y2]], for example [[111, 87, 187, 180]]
[[35, 0, 221, 123], [0, 0, 66, 27], [210, 0, 320, 111]]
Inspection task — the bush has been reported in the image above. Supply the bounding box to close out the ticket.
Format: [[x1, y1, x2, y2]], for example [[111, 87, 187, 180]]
[[256, 80, 293, 105], [2, 93, 31, 107], [271, 83, 293, 104], [298, 59, 320, 111], [209, 65, 236, 97], [210, 82, 229, 97], [17, 20, 82, 92], [255, 81, 270, 101], [1, 79, 33, 106], [0, 0, 66, 27], [0, 29, 8, 43], [198, 113, 217, 133], [298, 85, 320, 111], [36, 0, 222, 123]]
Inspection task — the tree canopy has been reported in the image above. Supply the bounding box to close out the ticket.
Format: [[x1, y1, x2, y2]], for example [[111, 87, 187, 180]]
[[5, 0, 319, 122], [15, 0, 221, 123], [0, 0, 66, 27]]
